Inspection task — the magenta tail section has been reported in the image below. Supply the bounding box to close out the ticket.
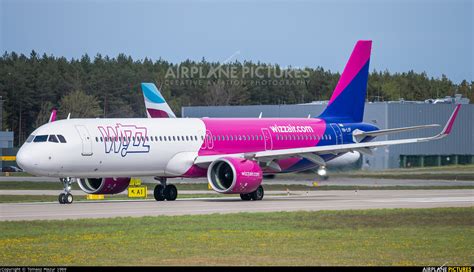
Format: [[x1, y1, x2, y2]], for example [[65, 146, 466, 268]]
[[48, 109, 57, 123], [319, 40, 372, 123]]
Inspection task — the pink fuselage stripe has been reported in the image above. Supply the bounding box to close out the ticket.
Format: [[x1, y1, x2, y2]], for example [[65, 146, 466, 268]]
[[194, 118, 327, 174], [328, 41, 372, 105]]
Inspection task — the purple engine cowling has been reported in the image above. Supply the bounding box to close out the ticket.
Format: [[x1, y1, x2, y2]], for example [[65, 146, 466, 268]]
[[207, 157, 263, 194], [77, 177, 131, 194]]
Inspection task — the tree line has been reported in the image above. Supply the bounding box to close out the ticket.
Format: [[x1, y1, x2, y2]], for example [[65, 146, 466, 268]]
[[0, 50, 472, 146]]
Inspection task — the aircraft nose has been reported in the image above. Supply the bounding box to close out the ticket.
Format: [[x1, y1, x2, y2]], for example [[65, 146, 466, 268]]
[[16, 146, 33, 172]]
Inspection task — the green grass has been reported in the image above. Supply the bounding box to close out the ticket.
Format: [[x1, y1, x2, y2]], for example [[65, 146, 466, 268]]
[[339, 172, 474, 181], [0, 181, 81, 190], [288, 164, 474, 181], [1, 172, 33, 177], [0, 207, 472, 266]]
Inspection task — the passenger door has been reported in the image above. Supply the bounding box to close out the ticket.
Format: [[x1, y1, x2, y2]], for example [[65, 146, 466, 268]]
[[75, 125, 93, 156], [261, 128, 273, 151]]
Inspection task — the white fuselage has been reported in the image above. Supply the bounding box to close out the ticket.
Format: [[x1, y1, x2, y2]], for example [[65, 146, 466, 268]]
[[17, 118, 207, 177]]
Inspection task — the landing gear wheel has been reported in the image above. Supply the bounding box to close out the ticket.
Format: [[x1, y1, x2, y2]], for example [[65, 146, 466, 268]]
[[250, 185, 264, 201], [240, 193, 252, 201], [164, 184, 178, 201], [59, 177, 74, 204], [58, 193, 65, 204], [154, 184, 165, 201], [65, 193, 73, 204]]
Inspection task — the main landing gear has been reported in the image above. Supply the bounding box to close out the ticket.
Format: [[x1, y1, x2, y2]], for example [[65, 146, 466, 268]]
[[240, 185, 264, 201], [153, 177, 178, 201], [59, 177, 74, 204]]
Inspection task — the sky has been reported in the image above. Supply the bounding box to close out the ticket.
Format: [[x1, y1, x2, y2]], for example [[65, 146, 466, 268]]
[[1, 0, 472, 83]]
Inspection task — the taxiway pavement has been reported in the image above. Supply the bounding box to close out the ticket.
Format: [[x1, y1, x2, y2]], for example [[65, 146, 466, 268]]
[[1, 189, 472, 221]]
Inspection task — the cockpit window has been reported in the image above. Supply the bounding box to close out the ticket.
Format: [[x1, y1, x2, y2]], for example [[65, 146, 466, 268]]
[[33, 135, 48, 142], [57, 135, 67, 143], [26, 135, 35, 143], [48, 135, 59, 143]]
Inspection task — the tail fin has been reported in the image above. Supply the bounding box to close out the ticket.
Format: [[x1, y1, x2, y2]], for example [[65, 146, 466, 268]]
[[141, 83, 176, 118], [48, 108, 57, 123], [319, 40, 372, 123]]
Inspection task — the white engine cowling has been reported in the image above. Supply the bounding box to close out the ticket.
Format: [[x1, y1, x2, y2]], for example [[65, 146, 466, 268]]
[[326, 152, 361, 167]]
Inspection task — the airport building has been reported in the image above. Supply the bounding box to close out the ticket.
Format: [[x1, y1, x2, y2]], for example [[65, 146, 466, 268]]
[[182, 98, 473, 170], [0, 98, 15, 170]]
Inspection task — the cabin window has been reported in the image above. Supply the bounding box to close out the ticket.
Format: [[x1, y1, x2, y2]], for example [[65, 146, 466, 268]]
[[26, 135, 35, 143], [48, 135, 59, 143], [33, 135, 48, 142], [57, 135, 67, 143]]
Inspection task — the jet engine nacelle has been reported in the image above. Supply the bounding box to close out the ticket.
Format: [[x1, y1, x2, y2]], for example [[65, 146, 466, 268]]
[[77, 177, 131, 194], [207, 157, 263, 194], [326, 152, 361, 167]]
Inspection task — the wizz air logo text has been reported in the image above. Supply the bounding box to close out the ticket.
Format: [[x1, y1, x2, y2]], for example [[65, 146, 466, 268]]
[[269, 124, 314, 133], [98, 124, 150, 157]]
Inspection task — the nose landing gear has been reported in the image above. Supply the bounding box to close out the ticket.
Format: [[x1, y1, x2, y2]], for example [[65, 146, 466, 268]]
[[153, 177, 178, 201], [59, 177, 74, 204]]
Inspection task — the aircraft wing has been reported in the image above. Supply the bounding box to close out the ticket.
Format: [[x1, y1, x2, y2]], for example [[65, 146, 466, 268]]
[[194, 105, 460, 167], [352, 124, 440, 142]]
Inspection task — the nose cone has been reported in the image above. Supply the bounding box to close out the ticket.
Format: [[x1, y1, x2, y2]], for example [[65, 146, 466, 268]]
[[16, 146, 33, 173]]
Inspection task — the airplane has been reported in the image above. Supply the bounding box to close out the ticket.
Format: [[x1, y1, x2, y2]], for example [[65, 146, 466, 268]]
[[16, 40, 461, 204], [141, 82, 361, 179]]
